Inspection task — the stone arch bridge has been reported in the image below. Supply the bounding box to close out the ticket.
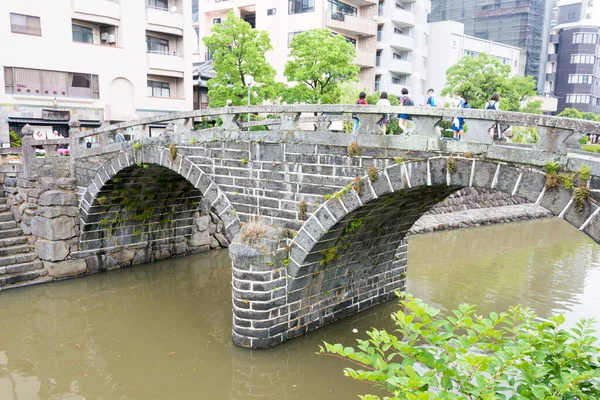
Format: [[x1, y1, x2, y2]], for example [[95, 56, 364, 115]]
[[2, 105, 600, 349]]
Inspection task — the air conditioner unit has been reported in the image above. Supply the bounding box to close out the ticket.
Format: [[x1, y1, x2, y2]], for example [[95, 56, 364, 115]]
[[107, 34, 116, 43], [100, 32, 109, 41]]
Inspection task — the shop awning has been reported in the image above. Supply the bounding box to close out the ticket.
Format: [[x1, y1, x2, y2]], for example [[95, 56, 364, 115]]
[[7, 118, 102, 127]]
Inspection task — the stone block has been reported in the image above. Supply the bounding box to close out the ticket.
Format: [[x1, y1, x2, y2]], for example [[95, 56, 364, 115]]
[[85, 255, 106, 273], [214, 232, 230, 248], [35, 239, 70, 261], [210, 236, 220, 249], [44, 259, 87, 278], [195, 215, 211, 231], [56, 178, 77, 190], [115, 249, 135, 264], [37, 190, 77, 206], [189, 230, 210, 247], [37, 206, 79, 219], [31, 216, 77, 240]]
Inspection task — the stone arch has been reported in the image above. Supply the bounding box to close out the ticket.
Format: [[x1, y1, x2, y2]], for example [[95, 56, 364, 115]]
[[282, 157, 600, 340], [108, 77, 135, 121], [78, 144, 240, 262]]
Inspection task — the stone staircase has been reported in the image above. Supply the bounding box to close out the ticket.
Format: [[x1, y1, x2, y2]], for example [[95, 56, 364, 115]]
[[0, 186, 48, 289]]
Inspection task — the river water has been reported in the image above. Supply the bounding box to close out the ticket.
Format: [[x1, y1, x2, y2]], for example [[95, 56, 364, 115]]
[[1, 218, 599, 399]]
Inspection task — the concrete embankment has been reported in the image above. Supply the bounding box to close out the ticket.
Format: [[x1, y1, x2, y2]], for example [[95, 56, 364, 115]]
[[410, 188, 552, 235]]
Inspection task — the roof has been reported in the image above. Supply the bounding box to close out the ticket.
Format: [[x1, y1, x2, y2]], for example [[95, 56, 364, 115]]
[[7, 117, 101, 126], [553, 20, 600, 31], [193, 61, 216, 82]]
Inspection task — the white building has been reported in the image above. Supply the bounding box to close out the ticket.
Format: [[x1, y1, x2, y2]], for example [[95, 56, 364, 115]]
[[0, 0, 194, 144], [375, 0, 430, 104], [195, 0, 379, 94], [425, 21, 522, 103]]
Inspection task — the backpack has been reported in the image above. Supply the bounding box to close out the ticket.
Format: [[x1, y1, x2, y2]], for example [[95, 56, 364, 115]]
[[400, 95, 414, 106], [486, 101, 497, 110], [460, 99, 471, 109]]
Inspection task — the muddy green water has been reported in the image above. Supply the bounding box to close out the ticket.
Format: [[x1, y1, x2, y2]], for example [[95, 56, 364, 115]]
[[1, 218, 599, 399]]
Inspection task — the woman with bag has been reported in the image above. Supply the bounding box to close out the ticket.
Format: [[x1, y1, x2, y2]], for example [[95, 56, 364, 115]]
[[486, 93, 501, 140]]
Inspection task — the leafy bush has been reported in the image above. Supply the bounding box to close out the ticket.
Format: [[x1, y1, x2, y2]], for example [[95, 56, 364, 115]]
[[512, 126, 539, 144], [320, 292, 600, 400], [582, 144, 600, 154], [9, 131, 21, 147]]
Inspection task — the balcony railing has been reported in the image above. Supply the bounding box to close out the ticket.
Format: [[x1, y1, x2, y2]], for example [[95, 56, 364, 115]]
[[330, 10, 358, 21]]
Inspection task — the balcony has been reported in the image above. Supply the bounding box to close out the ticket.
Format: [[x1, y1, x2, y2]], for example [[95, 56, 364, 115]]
[[344, 0, 378, 5], [388, 83, 411, 96], [355, 49, 375, 67], [548, 53, 558, 62], [73, 0, 120, 22], [545, 73, 556, 81], [391, 8, 415, 27], [390, 34, 414, 51], [147, 52, 185, 77], [549, 34, 560, 43], [326, 12, 377, 37], [147, 7, 184, 35], [389, 58, 412, 74]]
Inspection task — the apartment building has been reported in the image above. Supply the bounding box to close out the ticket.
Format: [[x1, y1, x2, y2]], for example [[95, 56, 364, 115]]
[[424, 21, 522, 101], [374, 0, 430, 104], [0, 0, 194, 144], [545, 10, 600, 114], [196, 0, 379, 95]]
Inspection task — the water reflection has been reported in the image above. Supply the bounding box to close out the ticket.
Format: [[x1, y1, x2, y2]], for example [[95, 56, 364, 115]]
[[0, 218, 597, 399]]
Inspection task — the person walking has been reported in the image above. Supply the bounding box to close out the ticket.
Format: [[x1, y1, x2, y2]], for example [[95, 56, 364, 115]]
[[486, 93, 501, 140], [426, 88, 443, 138], [452, 91, 467, 141], [398, 88, 413, 137], [376, 91, 391, 134], [352, 92, 368, 133]]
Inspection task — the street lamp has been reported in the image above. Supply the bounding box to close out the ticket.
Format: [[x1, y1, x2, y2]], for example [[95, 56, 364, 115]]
[[246, 75, 254, 132]]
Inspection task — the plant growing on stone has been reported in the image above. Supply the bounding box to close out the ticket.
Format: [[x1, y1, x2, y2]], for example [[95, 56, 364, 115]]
[[464, 152, 472, 158], [367, 167, 379, 182], [345, 218, 362, 234], [100, 218, 110, 226], [320, 292, 600, 399], [394, 157, 404, 165], [169, 144, 177, 162], [352, 176, 363, 195], [579, 164, 592, 181], [543, 161, 560, 174], [97, 196, 108, 206], [132, 141, 142, 151], [348, 141, 361, 157], [136, 162, 149, 169], [190, 137, 197, 145], [241, 216, 269, 246], [446, 157, 457, 174], [319, 247, 339, 267], [133, 230, 142, 237], [241, 158, 248, 167], [298, 200, 308, 220], [574, 185, 591, 212]]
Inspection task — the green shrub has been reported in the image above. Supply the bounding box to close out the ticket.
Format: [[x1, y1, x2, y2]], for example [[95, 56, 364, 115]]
[[582, 144, 600, 154], [512, 126, 539, 144], [320, 292, 600, 399], [9, 131, 21, 147]]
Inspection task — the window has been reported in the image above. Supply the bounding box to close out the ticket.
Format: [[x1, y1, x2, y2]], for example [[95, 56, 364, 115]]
[[72, 24, 93, 43], [377, 25, 383, 41], [394, 27, 403, 35], [573, 33, 598, 44], [10, 13, 41, 36], [393, 52, 402, 60], [375, 75, 381, 92], [496, 57, 510, 65], [147, 35, 169, 54], [267, 8, 276, 15], [213, 18, 221, 24], [329, 0, 357, 21], [392, 76, 407, 85], [148, 80, 170, 97], [465, 50, 478, 58], [289, 0, 315, 14], [568, 74, 593, 84], [566, 94, 591, 104], [376, 50, 382, 66], [378, 0, 384, 15], [571, 54, 596, 64], [288, 31, 304, 47], [3, 67, 98, 99], [147, 0, 168, 10]]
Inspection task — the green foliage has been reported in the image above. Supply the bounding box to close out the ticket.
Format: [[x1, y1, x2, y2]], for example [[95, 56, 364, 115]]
[[442, 53, 537, 112], [320, 292, 600, 400], [580, 136, 589, 145], [345, 218, 362, 234], [324, 194, 332, 200], [543, 162, 560, 175], [574, 185, 591, 212], [283, 29, 359, 104], [520, 99, 544, 115], [190, 137, 197, 145], [352, 176, 363, 194], [366, 92, 400, 106], [169, 144, 177, 162], [579, 165, 592, 181], [136, 162, 149, 169], [99, 218, 110, 226], [368, 167, 379, 182], [319, 247, 339, 267], [348, 141, 360, 157], [394, 157, 404, 165], [9, 131, 21, 147], [194, 120, 214, 130], [583, 144, 600, 154], [333, 81, 361, 105], [203, 11, 280, 106], [97, 196, 108, 206], [133, 230, 142, 237], [241, 158, 248, 167], [132, 141, 142, 151], [512, 126, 540, 144], [282, 258, 290, 268], [446, 157, 457, 174]]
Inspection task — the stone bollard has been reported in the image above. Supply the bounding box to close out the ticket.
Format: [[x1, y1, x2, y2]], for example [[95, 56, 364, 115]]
[[230, 224, 289, 349], [68, 118, 80, 177], [20, 124, 35, 179]]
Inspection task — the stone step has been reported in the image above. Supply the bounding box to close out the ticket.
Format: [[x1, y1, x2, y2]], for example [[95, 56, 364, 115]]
[[0, 191, 5, 197], [0, 204, 9, 212], [0, 260, 43, 276], [0, 220, 17, 230], [0, 198, 7, 205], [0, 269, 42, 287], [0, 228, 23, 239], [0, 252, 38, 267], [0, 244, 32, 257], [0, 212, 14, 222], [2, 275, 52, 290], [0, 236, 27, 248]]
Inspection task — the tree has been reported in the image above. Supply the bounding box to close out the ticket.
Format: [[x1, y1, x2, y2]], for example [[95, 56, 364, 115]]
[[283, 29, 359, 104], [203, 11, 279, 107], [442, 53, 539, 112], [558, 108, 600, 121], [321, 292, 600, 399]]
